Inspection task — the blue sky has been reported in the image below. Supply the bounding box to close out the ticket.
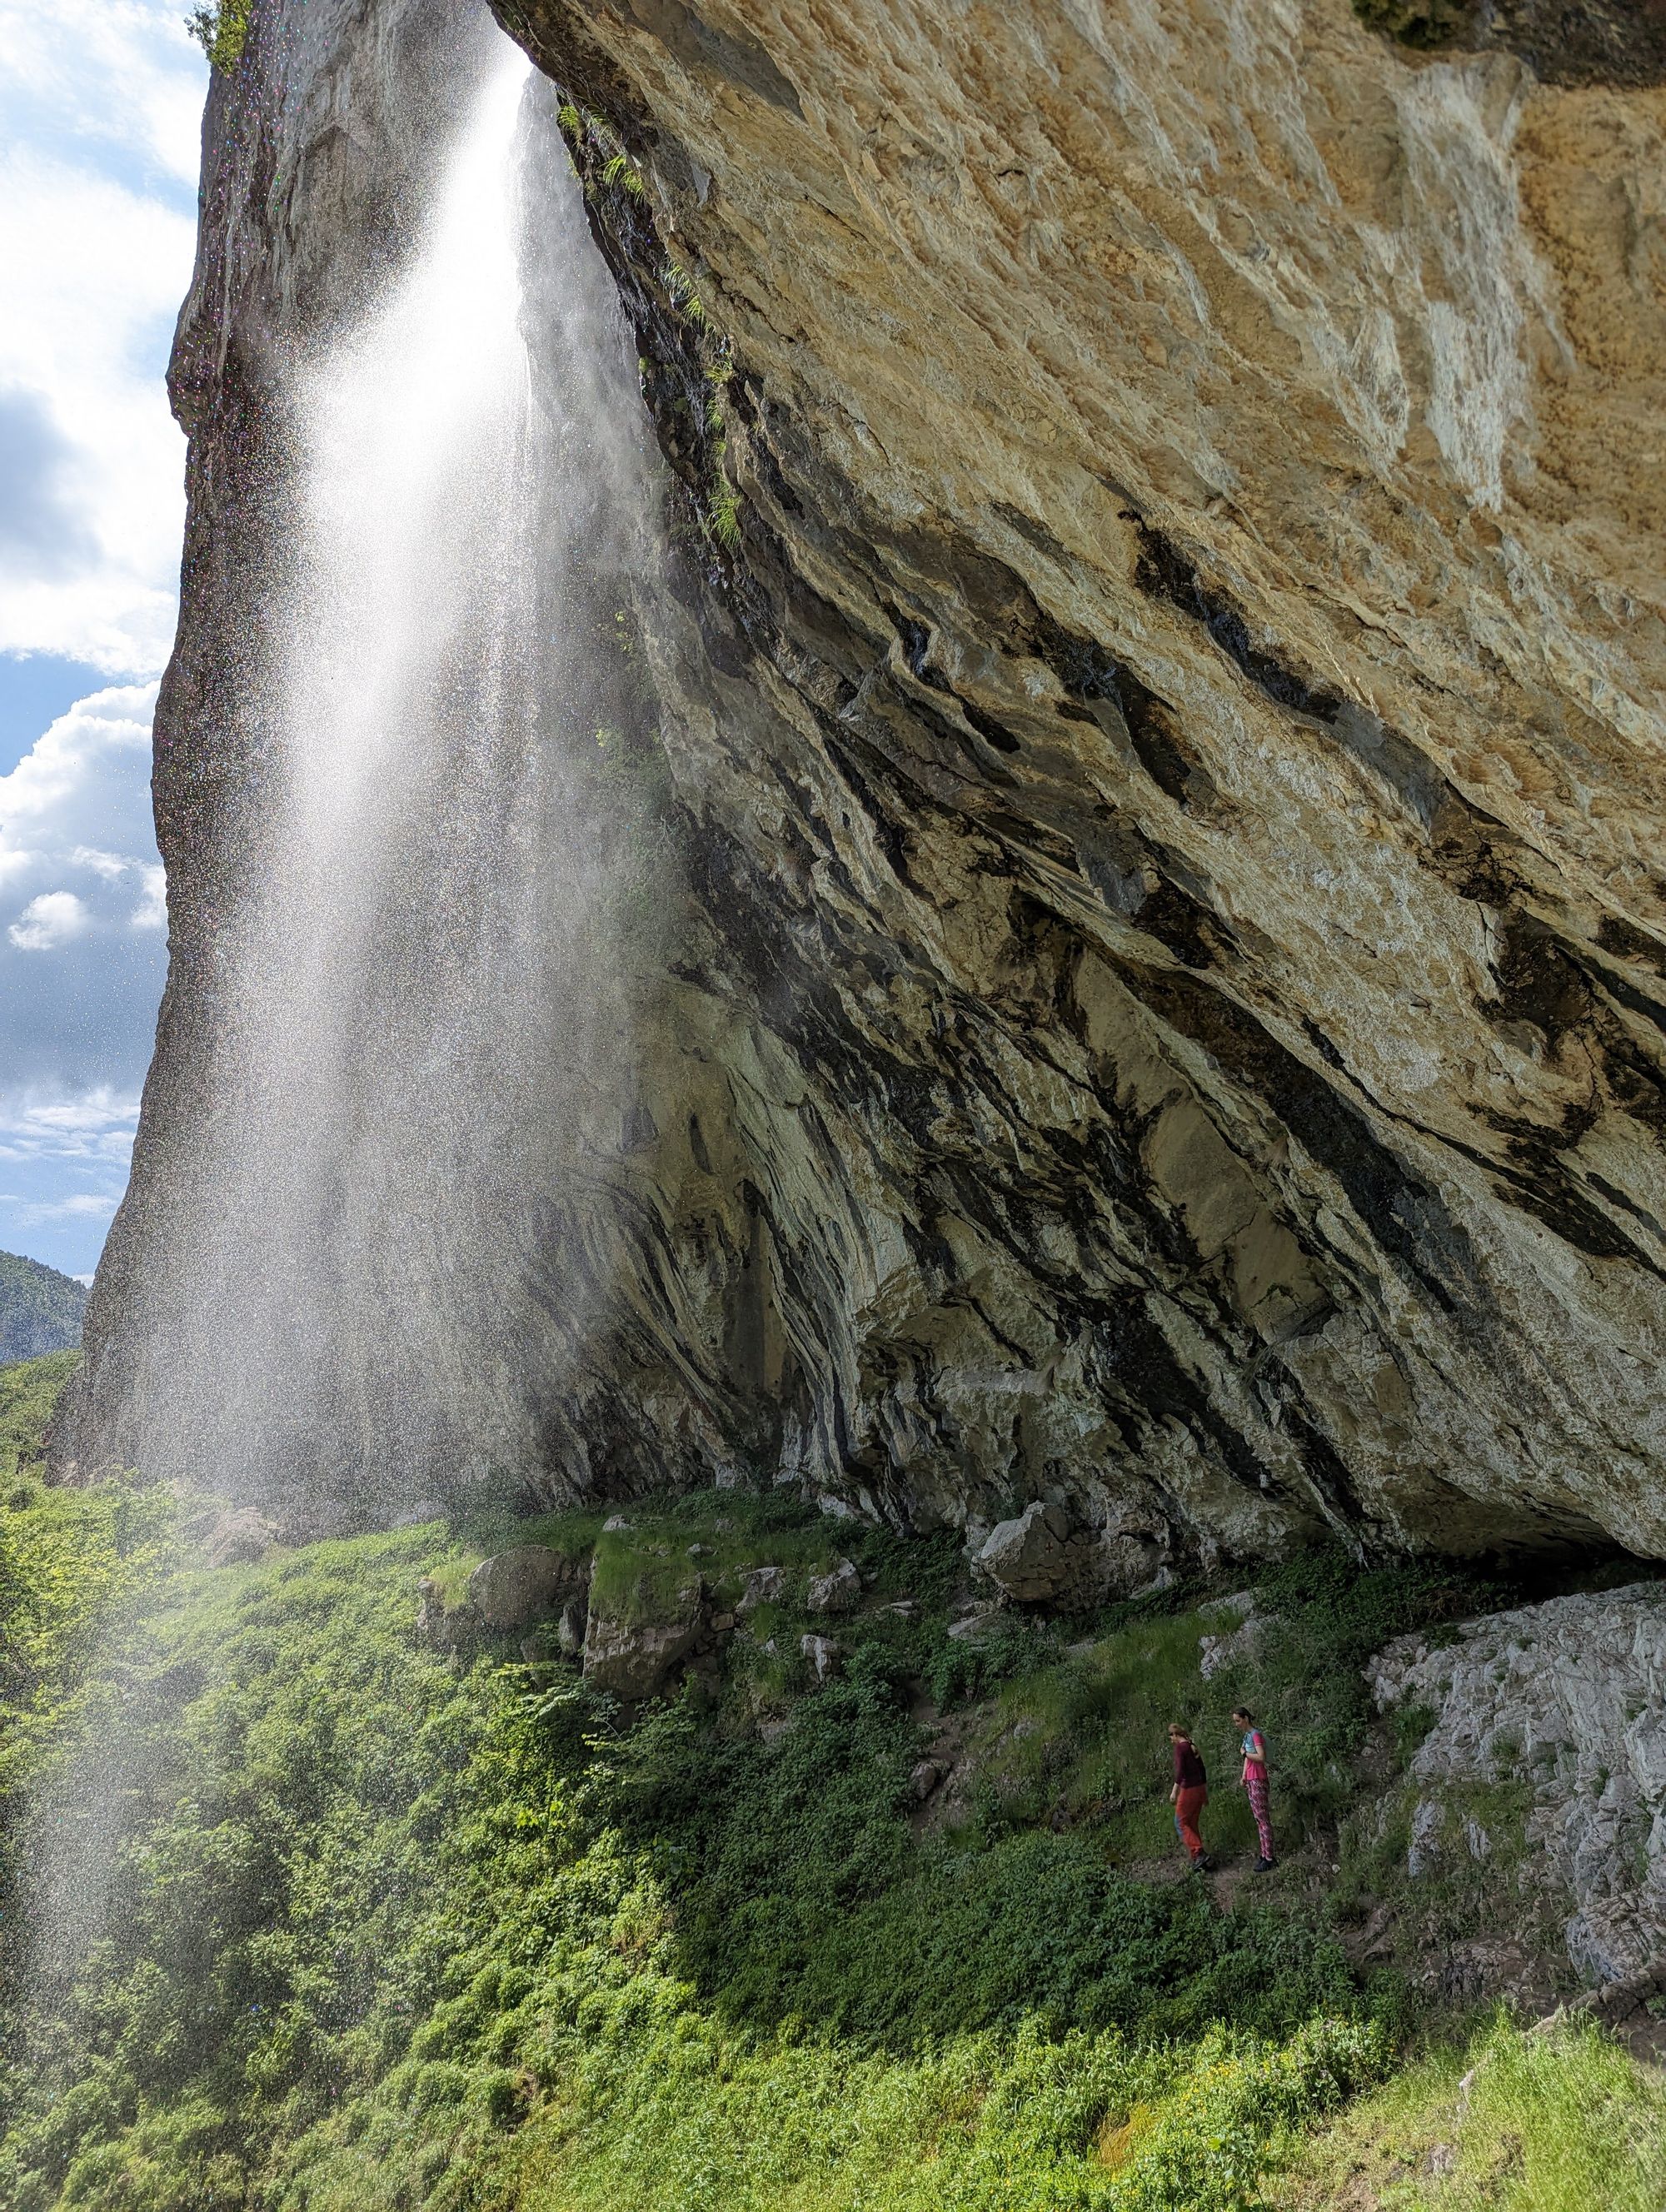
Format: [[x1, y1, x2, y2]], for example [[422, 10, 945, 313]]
[[0, 0, 206, 1277]]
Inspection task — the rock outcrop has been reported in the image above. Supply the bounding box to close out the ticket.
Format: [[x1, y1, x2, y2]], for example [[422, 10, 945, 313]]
[[476, 0, 1666, 1565], [468, 1545, 585, 1628], [805, 1557, 861, 1613], [62, 0, 1666, 1578], [581, 1572, 706, 1695], [1370, 1582, 1666, 1982], [975, 1502, 1084, 1606]]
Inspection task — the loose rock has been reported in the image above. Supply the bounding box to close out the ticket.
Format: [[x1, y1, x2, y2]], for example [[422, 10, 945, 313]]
[[582, 1578, 705, 1698], [202, 1506, 277, 1568], [736, 1565, 785, 1615], [468, 1546, 577, 1630], [806, 1557, 861, 1614], [975, 1502, 1080, 1603]]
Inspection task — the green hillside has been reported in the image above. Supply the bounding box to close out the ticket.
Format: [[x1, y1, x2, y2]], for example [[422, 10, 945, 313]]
[[0, 1251, 87, 1364], [2, 1345, 1664, 2212]]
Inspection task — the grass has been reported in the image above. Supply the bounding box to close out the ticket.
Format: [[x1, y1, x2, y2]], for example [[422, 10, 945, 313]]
[[0, 1489, 1389, 2212], [960, 1601, 1261, 1861], [1276, 2011, 1666, 2209]]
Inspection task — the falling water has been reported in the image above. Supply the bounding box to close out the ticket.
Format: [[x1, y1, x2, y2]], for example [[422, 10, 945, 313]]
[[9, 16, 672, 2056], [123, 25, 664, 1522]]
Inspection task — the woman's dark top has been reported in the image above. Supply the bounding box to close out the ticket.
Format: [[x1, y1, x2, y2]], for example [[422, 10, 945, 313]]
[[1172, 1738, 1206, 1789]]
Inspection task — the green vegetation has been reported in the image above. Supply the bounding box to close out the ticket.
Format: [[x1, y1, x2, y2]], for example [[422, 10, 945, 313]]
[[0, 1350, 78, 1486], [1, 1358, 1661, 2212], [1350, 0, 1469, 47], [0, 1253, 86, 1364], [0, 1496, 1388, 2212], [957, 1551, 1507, 1866], [185, 0, 251, 72], [1280, 2010, 1666, 2210]]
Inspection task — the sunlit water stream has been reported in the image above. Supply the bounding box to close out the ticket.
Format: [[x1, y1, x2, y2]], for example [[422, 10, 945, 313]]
[[127, 21, 657, 1522]]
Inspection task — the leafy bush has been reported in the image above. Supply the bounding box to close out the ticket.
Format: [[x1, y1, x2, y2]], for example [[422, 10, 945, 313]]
[[185, 0, 250, 72], [0, 1497, 1400, 2212]]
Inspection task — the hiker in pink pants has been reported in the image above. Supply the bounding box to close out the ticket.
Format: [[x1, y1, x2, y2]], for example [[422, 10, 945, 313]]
[[1233, 1706, 1275, 1872]]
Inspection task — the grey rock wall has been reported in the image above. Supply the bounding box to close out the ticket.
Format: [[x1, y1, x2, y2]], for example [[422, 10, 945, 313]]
[[1370, 1583, 1666, 1983]]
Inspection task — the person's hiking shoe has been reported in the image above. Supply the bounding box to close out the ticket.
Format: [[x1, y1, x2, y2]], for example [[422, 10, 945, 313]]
[[1254, 1856, 1276, 1873], [1191, 1854, 1215, 1872]]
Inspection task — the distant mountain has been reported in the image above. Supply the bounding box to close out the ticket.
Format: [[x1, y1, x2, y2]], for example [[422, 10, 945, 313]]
[[0, 1249, 87, 1363]]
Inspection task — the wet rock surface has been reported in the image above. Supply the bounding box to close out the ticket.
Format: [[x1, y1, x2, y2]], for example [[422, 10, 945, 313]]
[[472, 0, 1666, 1567], [467, 1546, 584, 1629]]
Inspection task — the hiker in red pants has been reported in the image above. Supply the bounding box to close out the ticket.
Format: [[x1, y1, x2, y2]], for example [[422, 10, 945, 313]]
[[1233, 1706, 1276, 1872], [1167, 1722, 1212, 1871]]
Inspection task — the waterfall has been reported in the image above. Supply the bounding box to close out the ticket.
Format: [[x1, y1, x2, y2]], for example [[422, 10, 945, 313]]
[[128, 22, 663, 1523]]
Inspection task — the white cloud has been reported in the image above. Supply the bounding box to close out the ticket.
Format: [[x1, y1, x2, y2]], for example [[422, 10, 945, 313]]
[[0, 0, 199, 1272], [0, 683, 157, 875], [0, 1087, 141, 1155], [0, 1188, 121, 1223], [132, 861, 167, 930], [0, 0, 205, 187], [10, 889, 91, 949], [69, 846, 133, 880], [0, 1, 202, 675], [0, 1084, 138, 1268], [0, 685, 167, 1107]]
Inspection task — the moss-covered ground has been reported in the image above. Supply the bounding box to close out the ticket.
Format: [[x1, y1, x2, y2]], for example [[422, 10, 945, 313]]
[[2, 1353, 1664, 2210]]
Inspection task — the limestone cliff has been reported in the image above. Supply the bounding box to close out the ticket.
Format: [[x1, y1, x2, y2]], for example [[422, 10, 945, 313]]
[[66, 0, 1666, 1578]]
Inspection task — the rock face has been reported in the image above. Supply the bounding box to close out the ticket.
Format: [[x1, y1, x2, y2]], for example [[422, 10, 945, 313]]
[[61, 0, 1666, 1575], [475, 0, 1666, 1565], [975, 1502, 1083, 1605], [805, 1558, 861, 1613], [468, 1546, 582, 1628], [1370, 1584, 1666, 1983], [581, 1576, 706, 1696]]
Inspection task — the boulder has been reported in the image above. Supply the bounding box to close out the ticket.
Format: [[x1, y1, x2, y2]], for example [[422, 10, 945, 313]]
[[415, 1577, 454, 1647], [582, 1578, 705, 1698], [467, 1546, 576, 1629], [801, 1633, 841, 1683], [391, 1498, 446, 1528], [910, 1759, 945, 1801], [975, 1501, 1080, 1603], [736, 1565, 785, 1615], [945, 1602, 1002, 1642], [202, 1507, 277, 1568], [556, 1596, 587, 1657], [806, 1558, 861, 1614]]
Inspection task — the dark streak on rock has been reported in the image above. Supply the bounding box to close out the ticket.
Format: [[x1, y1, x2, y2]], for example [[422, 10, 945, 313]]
[[1130, 521, 1343, 723]]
